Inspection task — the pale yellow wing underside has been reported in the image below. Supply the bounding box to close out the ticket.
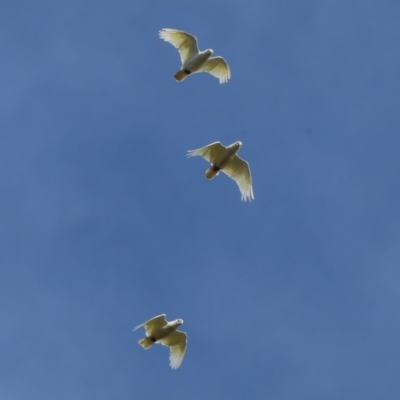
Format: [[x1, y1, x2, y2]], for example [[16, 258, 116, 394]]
[[159, 330, 187, 369], [199, 56, 231, 84], [159, 29, 199, 65], [133, 314, 168, 336], [223, 156, 254, 201], [187, 142, 226, 164]]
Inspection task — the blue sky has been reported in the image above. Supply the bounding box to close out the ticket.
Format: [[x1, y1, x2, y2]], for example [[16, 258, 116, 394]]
[[1, 1, 400, 399]]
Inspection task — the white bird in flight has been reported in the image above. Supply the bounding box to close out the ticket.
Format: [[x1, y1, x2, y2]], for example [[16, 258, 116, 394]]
[[187, 141, 254, 201], [133, 314, 187, 369], [159, 28, 231, 84]]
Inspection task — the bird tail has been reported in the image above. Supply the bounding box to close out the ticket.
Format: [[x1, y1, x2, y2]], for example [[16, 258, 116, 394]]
[[174, 69, 189, 82], [205, 167, 219, 179], [138, 337, 155, 349]]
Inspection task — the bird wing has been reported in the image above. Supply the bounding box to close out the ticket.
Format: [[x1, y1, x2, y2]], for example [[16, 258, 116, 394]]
[[133, 314, 168, 336], [159, 29, 199, 65], [187, 142, 226, 164], [222, 155, 254, 201], [198, 56, 231, 83], [160, 330, 187, 369]]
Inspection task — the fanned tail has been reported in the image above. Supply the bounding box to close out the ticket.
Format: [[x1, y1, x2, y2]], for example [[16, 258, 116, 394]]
[[174, 69, 190, 82], [205, 166, 219, 179], [139, 337, 155, 349]]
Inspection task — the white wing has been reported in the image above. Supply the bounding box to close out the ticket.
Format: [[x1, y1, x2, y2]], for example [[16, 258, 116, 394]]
[[159, 29, 199, 65], [187, 142, 226, 164], [160, 330, 187, 369], [222, 156, 254, 201], [199, 56, 231, 83], [133, 314, 168, 336]]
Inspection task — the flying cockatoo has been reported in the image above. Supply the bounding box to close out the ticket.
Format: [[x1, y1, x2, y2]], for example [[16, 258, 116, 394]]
[[159, 28, 231, 83], [133, 314, 187, 369], [187, 141, 254, 201]]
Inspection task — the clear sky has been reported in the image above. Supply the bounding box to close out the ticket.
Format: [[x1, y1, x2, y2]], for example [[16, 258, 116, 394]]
[[1, 1, 400, 399]]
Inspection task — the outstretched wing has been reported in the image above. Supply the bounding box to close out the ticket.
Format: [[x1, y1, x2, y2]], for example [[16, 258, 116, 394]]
[[199, 56, 231, 83], [160, 330, 187, 369], [187, 142, 226, 164], [159, 29, 199, 65], [133, 314, 168, 336], [222, 155, 254, 201]]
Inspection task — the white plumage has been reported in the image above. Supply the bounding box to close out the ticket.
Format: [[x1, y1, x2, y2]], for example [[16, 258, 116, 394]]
[[133, 314, 187, 369], [188, 141, 254, 202], [159, 28, 231, 84]]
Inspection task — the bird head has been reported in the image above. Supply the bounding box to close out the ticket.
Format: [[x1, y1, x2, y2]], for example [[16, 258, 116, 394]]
[[230, 141, 242, 151], [227, 141, 242, 155], [206, 49, 213, 56], [170, 319, 184, 329]]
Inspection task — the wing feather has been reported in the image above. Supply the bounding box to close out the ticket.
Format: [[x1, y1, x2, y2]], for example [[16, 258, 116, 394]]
[[160, 331, 187, 369], [133, 314, 168, 336], [187, 142, 226, 164], [198, 56, 231, 83], [159, 29, 199, 65], [222, 156, 254, 201]]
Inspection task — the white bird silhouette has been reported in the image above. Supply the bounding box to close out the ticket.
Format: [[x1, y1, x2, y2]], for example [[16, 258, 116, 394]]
[[133, 314, 187, 369], [187, 141, 254, 202], [159, 28, 231, 83]]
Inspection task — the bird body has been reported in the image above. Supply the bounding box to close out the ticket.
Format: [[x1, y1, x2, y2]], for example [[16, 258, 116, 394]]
[[138, 319, 182, 348], [188, 141, 254, 201], [159, 28, 231, 83], [174, 50, 213, 81], [134, 314, 187, 369], [204, 142, 241, 179]]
